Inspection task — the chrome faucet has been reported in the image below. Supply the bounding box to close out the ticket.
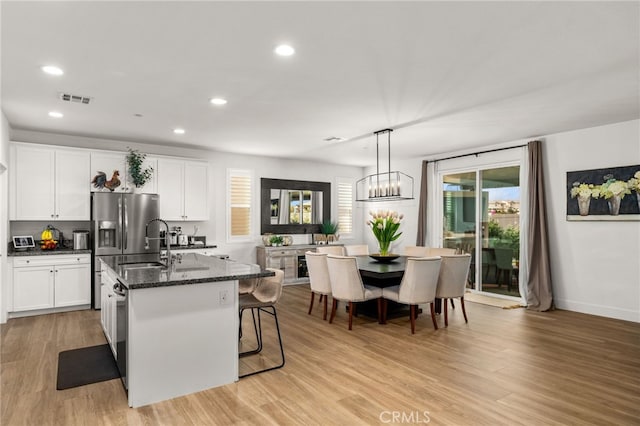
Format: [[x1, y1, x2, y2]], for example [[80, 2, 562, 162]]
[[145, 218, 171, 267]]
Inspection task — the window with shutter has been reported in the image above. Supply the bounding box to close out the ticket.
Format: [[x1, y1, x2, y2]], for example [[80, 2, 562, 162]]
[[227, 169, 253, 241], [336, 178, 353, 237]]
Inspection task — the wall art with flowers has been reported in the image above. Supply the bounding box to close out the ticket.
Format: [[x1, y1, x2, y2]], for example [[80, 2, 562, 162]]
[[566, 164, 640, 221]]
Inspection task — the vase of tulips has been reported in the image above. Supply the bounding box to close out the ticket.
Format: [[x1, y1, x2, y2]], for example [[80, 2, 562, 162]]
[[367, 210, 403, 256]]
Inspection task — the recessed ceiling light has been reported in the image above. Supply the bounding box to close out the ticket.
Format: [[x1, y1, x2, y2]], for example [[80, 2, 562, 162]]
[[274, 44, 295, 56], [48, 111, 63, 118], [42, 65, 64, 76], [173, 128, 185, 135], [209, 98, 227, 105]]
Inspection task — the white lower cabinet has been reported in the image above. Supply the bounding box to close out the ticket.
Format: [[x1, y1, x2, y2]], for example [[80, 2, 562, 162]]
[[100, 267, 117, 357], [12, 255, 91, 312]]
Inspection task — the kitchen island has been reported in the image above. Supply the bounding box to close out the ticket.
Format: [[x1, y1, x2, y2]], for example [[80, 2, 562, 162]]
[[99, 253, 274, 408]]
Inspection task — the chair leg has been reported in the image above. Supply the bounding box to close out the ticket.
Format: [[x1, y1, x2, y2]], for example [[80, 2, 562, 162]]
[[444, 298, 449, 327], [308, 292, 315, 315], [430, 302, 438, 330], [322, 295, 328, 321], [329, 299, 338, 324], [460, 297, 468, 323], [450, 299, 455, 309], [239, 306, 286, 378], [410, 305, 416, 334], [348, 302, 354, 330], [319, 294, 324, 305]]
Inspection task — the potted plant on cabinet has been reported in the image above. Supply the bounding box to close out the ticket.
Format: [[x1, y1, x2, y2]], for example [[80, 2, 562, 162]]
[[126, 148, 154, 190], [321, 220, 339, 243]]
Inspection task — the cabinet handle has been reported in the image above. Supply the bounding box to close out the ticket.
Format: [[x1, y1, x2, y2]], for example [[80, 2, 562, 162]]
[[26, 260, 30, 264], [51, 214, 54, 218], [50, 270, 53, 273]]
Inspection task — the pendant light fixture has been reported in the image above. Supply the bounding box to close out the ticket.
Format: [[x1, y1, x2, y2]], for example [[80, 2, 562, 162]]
[[356, 128, 414, 202]]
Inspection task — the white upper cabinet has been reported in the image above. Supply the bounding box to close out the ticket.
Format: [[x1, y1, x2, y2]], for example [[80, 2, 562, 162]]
[[11, 144, 90, 220], [90, 151, 157, 194], [157, 159, 208, 221]]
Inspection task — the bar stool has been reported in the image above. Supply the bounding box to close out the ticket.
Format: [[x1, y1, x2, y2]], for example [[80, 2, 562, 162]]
[[238, 268, 285, 378]]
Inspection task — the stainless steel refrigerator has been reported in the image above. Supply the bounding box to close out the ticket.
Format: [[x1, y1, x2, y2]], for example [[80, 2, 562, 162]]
[[91, 192, 160, 308]]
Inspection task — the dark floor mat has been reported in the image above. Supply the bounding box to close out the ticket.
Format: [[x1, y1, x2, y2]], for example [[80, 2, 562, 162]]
[[56, 343, 120, 390]]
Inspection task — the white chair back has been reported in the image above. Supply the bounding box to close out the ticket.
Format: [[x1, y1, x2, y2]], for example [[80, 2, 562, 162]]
[[305, 251, 332, 295], [326, 255, 366, 301], [436, 254, 471, 299], [426, 247, 456, 256], [404, 246, 430, 257], [252, 268, 284, 304], [399, 257, 442, 304], [316, 246, 345, 256], [344, 244, 369, 256]]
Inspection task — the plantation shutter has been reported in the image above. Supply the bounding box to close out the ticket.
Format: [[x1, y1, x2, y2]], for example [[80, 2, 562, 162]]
[[228, 170, 252, 239], [337, 178, 353, 237]]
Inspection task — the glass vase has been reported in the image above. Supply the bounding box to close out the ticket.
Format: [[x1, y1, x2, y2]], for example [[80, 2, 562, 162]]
[[378, 240, 390, 256]]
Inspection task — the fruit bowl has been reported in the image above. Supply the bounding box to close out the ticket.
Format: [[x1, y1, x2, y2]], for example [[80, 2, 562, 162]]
[[369, 253, 400, 263], [40, 240, 58, 250]]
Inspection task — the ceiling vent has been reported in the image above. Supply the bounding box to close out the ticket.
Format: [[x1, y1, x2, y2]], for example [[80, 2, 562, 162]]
[[59, 92, 92, 104], [324, 136, 345, 142]]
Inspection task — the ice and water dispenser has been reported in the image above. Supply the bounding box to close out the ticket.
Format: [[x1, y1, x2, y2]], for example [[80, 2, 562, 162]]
[[97, 221, 117, 249]]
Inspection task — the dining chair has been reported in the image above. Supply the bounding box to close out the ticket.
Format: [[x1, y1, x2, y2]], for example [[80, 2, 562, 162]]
[[435, 254, 472, 327], [425, 247, 456, 256], [403, 246, 430, 257], [305, 251, 332, 320], [344, 244, 369, 256], [493, 247, 515, 290], [382, 257, 442, 334], [326, 255, 383, 330], [238, 268, 285, 378], [316, 245, 345, 256]]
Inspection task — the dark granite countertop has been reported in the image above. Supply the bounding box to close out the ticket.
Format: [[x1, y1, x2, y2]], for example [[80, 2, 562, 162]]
[[8, 246, 92, 257], [163, 244, 218, 250], [100, 253, 273, 290]]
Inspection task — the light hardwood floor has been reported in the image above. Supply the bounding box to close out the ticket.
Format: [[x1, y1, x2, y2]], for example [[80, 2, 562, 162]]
[[2, 285, 639, 425]]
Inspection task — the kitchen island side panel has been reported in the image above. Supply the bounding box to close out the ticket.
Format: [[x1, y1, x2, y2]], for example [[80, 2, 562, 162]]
[[127, 280, 238, 408]]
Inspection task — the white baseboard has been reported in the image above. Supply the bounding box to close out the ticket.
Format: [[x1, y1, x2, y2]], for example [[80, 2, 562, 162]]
[[555, 298, 639, 323]]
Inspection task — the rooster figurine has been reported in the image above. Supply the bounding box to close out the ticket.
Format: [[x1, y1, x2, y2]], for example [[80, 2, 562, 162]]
[[91, 170, 121, 192]]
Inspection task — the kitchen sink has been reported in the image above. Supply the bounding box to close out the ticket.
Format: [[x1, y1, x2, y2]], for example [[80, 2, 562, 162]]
[[120, 261, 166, 270]]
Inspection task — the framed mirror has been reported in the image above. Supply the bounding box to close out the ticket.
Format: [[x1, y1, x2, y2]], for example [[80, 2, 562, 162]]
[[261, 178, 331, 234]]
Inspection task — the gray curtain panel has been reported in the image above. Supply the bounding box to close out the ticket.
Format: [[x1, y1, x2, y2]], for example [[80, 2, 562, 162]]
[[526, 140, 554, 311], [416, 160, 428, 246]]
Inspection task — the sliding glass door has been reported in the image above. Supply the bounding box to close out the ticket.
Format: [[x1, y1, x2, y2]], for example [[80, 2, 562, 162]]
[[441, 165, 521, 297]]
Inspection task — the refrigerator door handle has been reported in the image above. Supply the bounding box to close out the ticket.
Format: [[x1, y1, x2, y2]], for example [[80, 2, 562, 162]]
[[123, 197, 128, 250], [117, 197, 122, 250]]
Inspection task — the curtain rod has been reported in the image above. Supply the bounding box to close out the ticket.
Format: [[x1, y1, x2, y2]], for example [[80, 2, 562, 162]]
[[432, 143, 528, 163]]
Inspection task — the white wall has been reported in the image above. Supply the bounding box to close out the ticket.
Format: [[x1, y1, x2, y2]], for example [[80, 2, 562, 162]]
[[1, 112, 10, 323], [8, 129, 365, 265], [543, 120, 640, 322]]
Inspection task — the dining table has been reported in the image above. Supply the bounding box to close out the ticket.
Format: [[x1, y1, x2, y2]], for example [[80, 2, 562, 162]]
[[354, 255, 444, 316]]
